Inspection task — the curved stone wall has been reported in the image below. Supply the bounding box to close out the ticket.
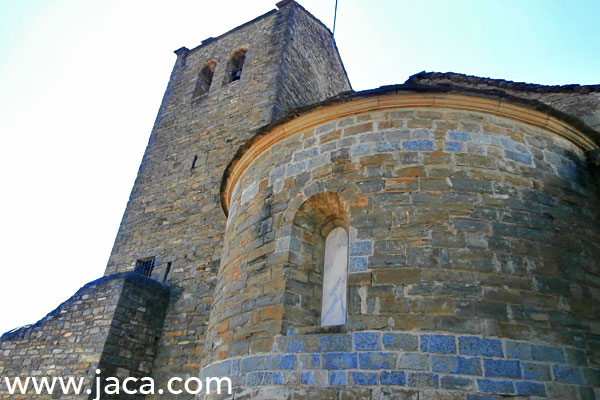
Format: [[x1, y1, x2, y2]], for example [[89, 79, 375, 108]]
[[206, 92, 600, 397]]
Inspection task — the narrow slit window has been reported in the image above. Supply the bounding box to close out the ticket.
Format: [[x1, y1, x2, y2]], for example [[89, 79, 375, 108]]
[[321, 227, 348, 326], [135, 257, 155, 278], [191, 155, 198, 170], [163, 262, 172, 282], [193, 60, 216, 97]]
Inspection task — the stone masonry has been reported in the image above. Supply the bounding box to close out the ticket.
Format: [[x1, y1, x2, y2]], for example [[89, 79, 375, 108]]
[[1, 2, 599, 400], [0, 273, 169, 400]]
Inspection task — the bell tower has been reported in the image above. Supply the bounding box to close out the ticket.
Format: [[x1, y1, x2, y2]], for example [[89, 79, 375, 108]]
[[104, 0, 351, 394]]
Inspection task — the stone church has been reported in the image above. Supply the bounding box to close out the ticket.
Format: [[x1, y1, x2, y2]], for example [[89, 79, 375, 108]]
[[2, 1, 600, 399]]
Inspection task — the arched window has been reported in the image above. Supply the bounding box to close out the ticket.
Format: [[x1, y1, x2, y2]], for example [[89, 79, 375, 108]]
[[284, 192, 348, 330], [225, 48, 246, 83], [193, 60, 216, 98], [321, 227, 348, 326]]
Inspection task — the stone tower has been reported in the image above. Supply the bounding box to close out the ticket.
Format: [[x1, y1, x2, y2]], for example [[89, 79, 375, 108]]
[[104, 0, 350, 395]]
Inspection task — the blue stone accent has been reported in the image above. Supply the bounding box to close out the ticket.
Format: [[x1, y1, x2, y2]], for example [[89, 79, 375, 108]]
[[231, 359, 240, 375], [311, 353, 321, 368], [375, 141, 402, 152], [318, 334, 351, 352], [301, 371, 315, 385], [212, 360, 231, 376], [522, 362, 551, 381], [349, 257, 368, 272], [277, 354, 296, 370], [449, 131, 470, 141], [515, 381, 546, 396], [240, 356, 265, 373], [421, 334, 456, 354], [329, 371, 347, 385], [483, 359, 521, 378], [323, 352, 358, 370], [445, 141, 463, 152], [531, 344, 564, 363], [505, 150, 532, 164], [403, 140, 434, 151], [380, 371, 406, 386], [477, 379, 514, 395], [273, 372, 284, 385], [350, 241, 373, 256], [359, 352, 396, 369], [431, 355, 481, 375], [552, 365, 585, 384], [351, 144, 372, 156], [247, 372, 273, 386], [352, 372, 378, 385], [459, 336, 503, 357], [467, 396, 499, 400], [285, 339, 305, 353], [505, 340, 532, 360], [354, 332, 380, 350]]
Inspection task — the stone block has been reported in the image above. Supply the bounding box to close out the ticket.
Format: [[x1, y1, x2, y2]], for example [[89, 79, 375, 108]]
[[504, 340, 531, 361], [515, 381, 546, 396], [441, 375, 476, 391], [420, 334, 456, 354], [448, 131, 470, 141], [354, 332, 380, 351], [322, 353, 358, 370], [382, 333, 418, 351], [531, 344, 564, 363], [359, 352, 396, 370], [397, 353, 429, 370], [459, 336, 503, 357], [380, 370, 406, 386], [329, 371, 347, 385], [522, 362, 551, 381], [247, 371, 274, 386], [407, 372, 439, 389], [445, 141, 463, 152], [402, 140, 434, 151], [349, 257, 369, 272], [350, 241, 373, 256], [476, 379, 514, 395], [552, 365, 585, 384], [318, 334, 352, 352], [351, 371, 378, 385], [483, 359, 521, 378], [265, 354, 296, 370], [240, 355, 265, 373], [431, 355, 481, 375]]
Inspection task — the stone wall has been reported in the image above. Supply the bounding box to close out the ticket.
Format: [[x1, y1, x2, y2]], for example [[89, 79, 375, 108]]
[[200, 330, 600, 399], [102, 1, 350, 397], [0, 273, 169, 399], [211, 91, 600, 398], [407, 71, 600, 133]]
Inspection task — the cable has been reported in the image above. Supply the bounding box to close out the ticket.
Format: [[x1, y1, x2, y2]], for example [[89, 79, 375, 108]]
[[332, 0, 338, 45]]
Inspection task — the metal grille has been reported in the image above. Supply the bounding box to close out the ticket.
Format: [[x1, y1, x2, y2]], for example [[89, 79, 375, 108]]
[[135, 258, 155, 277]]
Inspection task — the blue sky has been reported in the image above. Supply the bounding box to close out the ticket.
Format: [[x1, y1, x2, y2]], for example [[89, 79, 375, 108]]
[[0, 0, 598, 334]]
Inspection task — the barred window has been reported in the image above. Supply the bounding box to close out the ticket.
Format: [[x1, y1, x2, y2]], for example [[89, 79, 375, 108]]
[[135, 257, 155, 277]]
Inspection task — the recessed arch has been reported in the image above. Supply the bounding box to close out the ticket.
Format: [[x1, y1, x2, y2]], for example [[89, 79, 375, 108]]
[[193, 60, 217, 98]]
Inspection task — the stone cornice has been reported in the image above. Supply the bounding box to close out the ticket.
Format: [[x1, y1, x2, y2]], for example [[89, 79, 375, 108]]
[[221, 91, 600, 215]]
